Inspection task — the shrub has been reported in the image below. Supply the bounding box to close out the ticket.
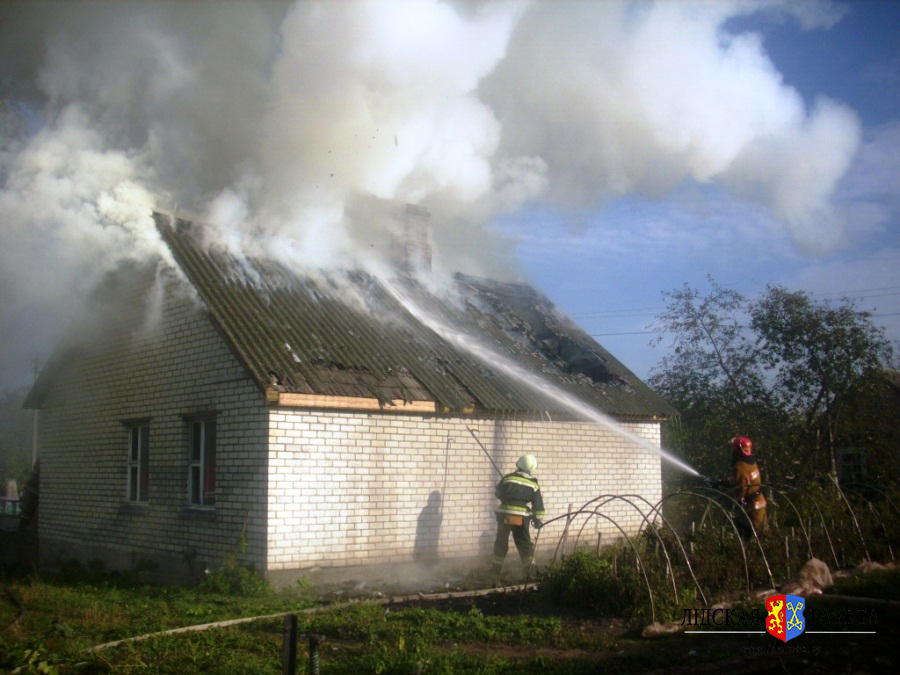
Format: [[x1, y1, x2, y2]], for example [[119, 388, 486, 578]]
[[538, 550, 644, 617], [198, 562, 269, 597]]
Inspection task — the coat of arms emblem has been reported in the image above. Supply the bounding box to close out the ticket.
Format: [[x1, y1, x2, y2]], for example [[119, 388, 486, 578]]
[[766, 594, 805, 642]]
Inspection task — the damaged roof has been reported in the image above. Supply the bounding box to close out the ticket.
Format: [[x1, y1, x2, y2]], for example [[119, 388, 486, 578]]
[[156, 213, 674, 421]]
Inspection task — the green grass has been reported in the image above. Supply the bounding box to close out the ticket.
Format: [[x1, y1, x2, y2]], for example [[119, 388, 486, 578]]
[[0, 565, 316, 673], [0, 568, 609, 674], [3, 554, 900, 673], [830, 566, 900, 601]]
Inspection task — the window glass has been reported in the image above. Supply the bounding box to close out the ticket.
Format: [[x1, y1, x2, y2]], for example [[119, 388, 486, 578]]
[[126, 423, 149, 503], [189, 418, 216, 507]]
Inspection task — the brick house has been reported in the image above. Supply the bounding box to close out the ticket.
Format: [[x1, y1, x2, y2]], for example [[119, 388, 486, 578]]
[[24, 211, 675, 585]]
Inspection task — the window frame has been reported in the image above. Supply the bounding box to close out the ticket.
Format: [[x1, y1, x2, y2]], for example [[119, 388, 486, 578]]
[[188, 417, 217, 508], [126, 421, 150, 504], [837, 447, 866, 483]]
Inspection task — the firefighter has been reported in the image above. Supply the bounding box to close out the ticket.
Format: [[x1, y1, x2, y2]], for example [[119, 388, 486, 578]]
[[729, 436, 767, 537], [492, 454, 546, 583]]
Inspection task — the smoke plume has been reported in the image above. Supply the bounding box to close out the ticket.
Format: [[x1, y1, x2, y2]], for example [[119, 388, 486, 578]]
[[0, 0, 862, 387]]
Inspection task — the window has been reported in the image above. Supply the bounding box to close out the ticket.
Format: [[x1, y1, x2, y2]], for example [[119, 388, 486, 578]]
[[127, 423, 150, 503], [189, 418, 216, 507], [837, 447, 866, 484]]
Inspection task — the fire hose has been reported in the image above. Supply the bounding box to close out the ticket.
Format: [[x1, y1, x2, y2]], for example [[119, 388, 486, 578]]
[[466, 426, 503, 478]]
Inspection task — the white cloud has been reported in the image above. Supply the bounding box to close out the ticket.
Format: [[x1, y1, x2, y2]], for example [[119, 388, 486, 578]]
[[482, 1, 862, 254], [835, 121, 900, 234]]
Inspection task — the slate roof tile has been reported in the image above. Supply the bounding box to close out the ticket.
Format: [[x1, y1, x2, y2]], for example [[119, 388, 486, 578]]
[[155, 212, 675, 420]]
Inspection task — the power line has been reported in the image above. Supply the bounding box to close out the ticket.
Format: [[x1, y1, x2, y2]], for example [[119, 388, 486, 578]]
[[811, 285, 900, 297], [571, 305, 664, 318], [572, 289, 900, 321], [588, 310, 900, 337], [574, 311, 661, 320], [590, 330, 667, 337]]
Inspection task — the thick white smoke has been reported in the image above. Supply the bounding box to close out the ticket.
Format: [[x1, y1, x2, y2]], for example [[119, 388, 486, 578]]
[[0, 0, 862, 387], [235, 0, 527, 269], [479, 0, 860, 252]]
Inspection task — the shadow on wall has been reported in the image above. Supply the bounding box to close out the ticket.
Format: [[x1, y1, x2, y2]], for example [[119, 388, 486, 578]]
[[413, 490, 443, 564]]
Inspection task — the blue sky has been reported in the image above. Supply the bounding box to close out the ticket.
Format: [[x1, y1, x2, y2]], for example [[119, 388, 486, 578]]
[[493, 1, 900, 380], [1, 0, 898, 389]]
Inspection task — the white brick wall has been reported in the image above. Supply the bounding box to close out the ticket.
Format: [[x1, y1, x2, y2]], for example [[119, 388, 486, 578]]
[[266, 411, 662, 572], [34, 265, 664, 582], [36, 267, 269, 580]]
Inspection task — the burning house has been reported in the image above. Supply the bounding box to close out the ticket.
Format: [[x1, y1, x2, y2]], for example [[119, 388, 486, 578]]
[[23, 210, 676, 585]]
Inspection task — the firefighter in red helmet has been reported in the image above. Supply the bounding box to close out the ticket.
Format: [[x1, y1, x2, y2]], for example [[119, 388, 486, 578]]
[[729, 436, 767, 537]]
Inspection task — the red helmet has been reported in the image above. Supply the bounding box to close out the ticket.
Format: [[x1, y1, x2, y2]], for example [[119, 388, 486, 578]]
[[731, 436, 753, 456]]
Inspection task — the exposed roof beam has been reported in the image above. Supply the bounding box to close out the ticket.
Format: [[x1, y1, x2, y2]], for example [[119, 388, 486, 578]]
[[270, 390, 437, 413]]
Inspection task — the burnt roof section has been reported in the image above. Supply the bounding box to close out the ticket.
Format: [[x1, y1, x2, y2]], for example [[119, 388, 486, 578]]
[[154, 212, 675, 420]]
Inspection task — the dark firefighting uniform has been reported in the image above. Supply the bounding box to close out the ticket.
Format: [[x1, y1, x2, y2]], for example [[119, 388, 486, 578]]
[[730, 456, 767, 536], [492, 469, 546, 576]]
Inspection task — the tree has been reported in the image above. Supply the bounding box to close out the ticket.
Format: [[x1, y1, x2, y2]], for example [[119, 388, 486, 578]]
[[648, 277, 781, 481], [830, 370, 900, 482], [651, 276, 762, 410], [750, 286, 893, 478], [650, 278, 893, 486]]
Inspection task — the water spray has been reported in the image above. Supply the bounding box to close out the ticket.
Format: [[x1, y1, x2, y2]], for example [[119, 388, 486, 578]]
[[384, 277, 701, 477]]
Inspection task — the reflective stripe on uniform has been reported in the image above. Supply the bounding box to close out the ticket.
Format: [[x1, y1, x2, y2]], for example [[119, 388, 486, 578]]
[[496, 504, 532, 516], [502, 475, 540, 490], [495, 470, 546, 517]]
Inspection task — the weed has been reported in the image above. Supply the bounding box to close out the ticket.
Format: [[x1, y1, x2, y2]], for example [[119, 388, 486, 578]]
[[538, 549, 643, 617], [197, 562, 269, 597], [0, 642, 59, 674], [294, 574, 313, 594], [832, 567, 900, 600], [196, 522, 271, 597]]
